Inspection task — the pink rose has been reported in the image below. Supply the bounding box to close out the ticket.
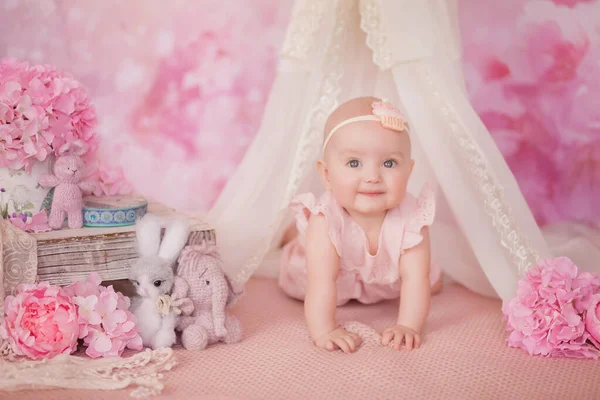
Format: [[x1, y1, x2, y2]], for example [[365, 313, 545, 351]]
[[0, 282, 79, 359], [585, 295, 600, 344]]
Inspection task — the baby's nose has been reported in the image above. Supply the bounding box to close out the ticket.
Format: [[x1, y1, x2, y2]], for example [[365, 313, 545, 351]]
[[364, 168, 381, 182]]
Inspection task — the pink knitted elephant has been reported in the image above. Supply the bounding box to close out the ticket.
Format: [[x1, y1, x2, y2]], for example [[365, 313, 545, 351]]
[[173, 243, 242, 350], [39, 145, 95, 229]]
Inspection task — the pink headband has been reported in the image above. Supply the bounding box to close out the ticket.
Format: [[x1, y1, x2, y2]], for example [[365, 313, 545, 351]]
[[322, 101, 410, 151]]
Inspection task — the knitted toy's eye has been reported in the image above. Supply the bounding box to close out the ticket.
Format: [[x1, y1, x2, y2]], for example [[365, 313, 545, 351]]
[[154, 280, 162, 287], [205, 280, 210, 286]]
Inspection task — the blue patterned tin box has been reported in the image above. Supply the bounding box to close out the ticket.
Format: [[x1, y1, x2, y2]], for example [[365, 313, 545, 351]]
[[82, 195, 148, 227]]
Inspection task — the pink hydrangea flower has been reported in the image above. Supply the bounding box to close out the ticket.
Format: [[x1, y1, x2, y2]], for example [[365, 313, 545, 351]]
[[0, 282, 79, 359], [66, 272, 143, 358], [0, 58, 99, 172], [85, 159, 133, 197], [503, 257, 600, 359], [585, 295, 600, 344]]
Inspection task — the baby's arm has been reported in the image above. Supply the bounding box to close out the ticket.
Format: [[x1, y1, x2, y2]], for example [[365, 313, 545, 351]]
[[382, 227, 432, 351], [304, 214, 360, 353]]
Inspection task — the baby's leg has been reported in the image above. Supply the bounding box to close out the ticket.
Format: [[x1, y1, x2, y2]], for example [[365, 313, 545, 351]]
[[279, 222, 298, 248], [278, 238, 309, 301]]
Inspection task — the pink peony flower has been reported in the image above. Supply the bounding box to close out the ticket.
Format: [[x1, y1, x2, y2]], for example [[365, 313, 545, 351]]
[[585, 295, 600, 343], [0, 282, 79, 360], [503, 257, 600, 359], [65, 272, 142, 358]]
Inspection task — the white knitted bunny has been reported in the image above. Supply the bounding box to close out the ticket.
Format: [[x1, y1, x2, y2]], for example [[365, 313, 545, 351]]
[[129, 214, 192, 349]]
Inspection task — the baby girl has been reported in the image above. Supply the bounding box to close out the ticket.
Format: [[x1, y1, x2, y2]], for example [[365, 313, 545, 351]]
[[279, 96, 442, 353]]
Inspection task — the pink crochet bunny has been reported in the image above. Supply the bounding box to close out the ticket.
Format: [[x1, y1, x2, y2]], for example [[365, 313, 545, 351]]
[[173, 243, 242, 350], [39, 143, 95, 229]]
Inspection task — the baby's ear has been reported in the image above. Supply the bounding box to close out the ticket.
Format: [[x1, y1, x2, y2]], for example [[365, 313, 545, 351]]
[[316, 159, 331, 191]]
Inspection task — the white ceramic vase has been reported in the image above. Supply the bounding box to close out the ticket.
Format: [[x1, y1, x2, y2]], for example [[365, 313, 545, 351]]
[[0, 157, 53, 219]]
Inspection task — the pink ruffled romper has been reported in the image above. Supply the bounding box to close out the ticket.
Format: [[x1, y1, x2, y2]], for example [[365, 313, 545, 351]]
[[279, 186, 440, 305]]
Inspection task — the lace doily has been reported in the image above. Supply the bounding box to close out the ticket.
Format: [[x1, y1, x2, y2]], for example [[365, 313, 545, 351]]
[[0, 348, 176, 398]]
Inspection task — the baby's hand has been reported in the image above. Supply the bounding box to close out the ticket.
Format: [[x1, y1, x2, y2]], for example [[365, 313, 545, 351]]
[[381, 324, 422, 351], [315, 327, 361, 354]]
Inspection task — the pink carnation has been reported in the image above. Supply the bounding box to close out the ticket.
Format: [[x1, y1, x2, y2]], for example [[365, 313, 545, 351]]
[[0, 282, 79, 360], [503, 257, 600, 359]]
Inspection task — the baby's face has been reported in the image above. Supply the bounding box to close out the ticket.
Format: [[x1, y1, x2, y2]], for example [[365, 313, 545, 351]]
[[322, 120, 413, 215]]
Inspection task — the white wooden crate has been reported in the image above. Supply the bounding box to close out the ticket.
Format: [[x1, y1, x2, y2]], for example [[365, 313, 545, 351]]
[[31, 202, 215, 286]]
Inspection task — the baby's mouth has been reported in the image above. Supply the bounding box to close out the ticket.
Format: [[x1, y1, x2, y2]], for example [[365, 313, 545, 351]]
[[358, 191, 385, 197]]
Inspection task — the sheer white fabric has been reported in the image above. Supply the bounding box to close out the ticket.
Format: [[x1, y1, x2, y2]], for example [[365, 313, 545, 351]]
[[207, 0, 600, 300]]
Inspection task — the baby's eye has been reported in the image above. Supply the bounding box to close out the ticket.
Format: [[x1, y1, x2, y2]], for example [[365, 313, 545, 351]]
[[383, 159, 397, 168], [153, 280, 162, 287], [347, 159, 361, 168]]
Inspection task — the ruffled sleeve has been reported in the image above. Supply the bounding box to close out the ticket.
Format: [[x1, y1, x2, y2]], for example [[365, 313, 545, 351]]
[[289, 191, 343, 256], [400, 184, 436, 251]]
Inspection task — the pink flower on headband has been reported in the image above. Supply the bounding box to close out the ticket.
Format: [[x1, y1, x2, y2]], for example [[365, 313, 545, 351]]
[[372, 101, 409, 132]]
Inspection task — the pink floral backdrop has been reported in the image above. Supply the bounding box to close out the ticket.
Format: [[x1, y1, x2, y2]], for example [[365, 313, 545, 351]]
[[0, 0, 598, 228]]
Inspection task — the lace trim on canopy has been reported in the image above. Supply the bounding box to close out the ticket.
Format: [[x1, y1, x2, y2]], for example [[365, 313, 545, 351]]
[[359, 0, 395, 70], [281, 0, 328, 60], [419, 64, 540, 274], [232, 0, 355, 284]]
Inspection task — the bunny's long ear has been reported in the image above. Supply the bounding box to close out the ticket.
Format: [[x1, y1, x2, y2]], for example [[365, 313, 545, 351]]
[[158, 217, 190, 264], [135, 213, 163, 257]]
